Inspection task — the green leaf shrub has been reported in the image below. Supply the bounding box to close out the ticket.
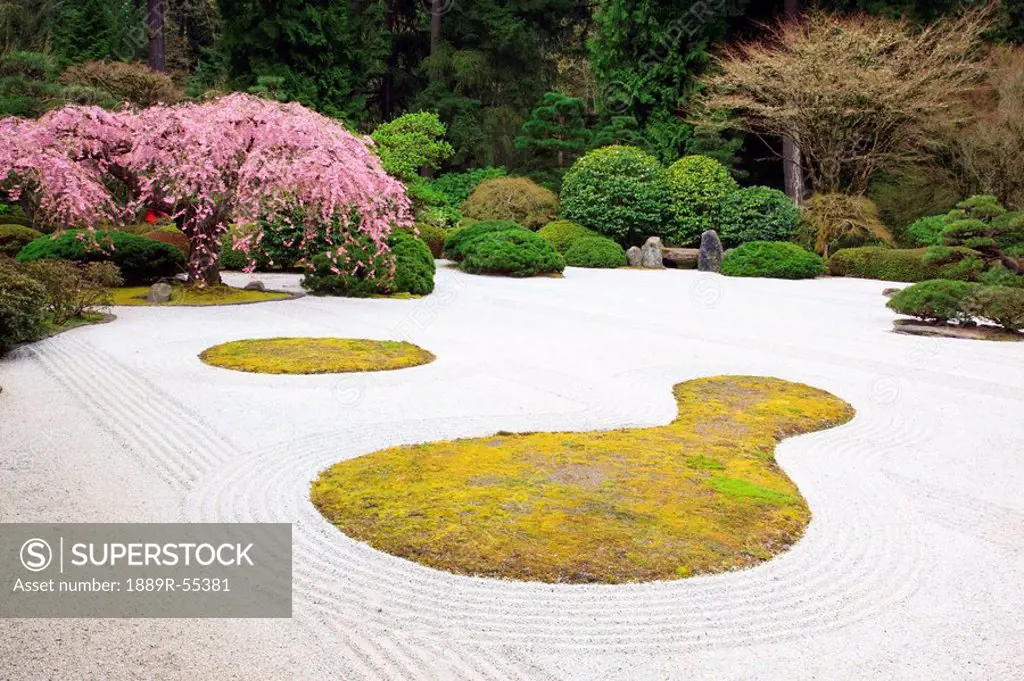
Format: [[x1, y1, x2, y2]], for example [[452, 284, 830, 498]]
[[20, 260, 122, 325], [431, 168, 507, 206], [827, 247, 981, 282], [887, 280, 980, 324], [16, 230, 184, 285], [563, 236, 627, 268], [370, 112, 454, 183], [721, 242, 824, 280], [388, 231, 435, 295], [969, 286, 1024, 331], [666, 155, 739, 246], [905, 215, 948, 247], [560, 146, 674, 245], [461, 177, 559, 230], [718, 186, 799, 247], [0, 260, 47, 352], [443, 221, 527, 262], [536, 220, 599, 253], [459, 229, 565, 277]]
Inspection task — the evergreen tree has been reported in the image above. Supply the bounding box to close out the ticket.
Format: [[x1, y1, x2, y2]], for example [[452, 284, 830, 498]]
[[514, 92, 591, 168]]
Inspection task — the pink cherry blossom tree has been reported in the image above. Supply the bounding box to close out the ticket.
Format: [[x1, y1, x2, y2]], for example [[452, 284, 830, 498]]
[[0, 93, 411, 286]]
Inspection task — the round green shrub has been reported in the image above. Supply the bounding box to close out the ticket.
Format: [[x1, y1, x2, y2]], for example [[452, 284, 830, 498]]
[[970, 285, 1024, 331], [0, 224, 43, 257], [904, 214, 948, 247], [461, 177, 560, 229], [666, 155, 739, 246], [301, 233, 393, 298], [442, 220, 525, 262], [408, 223, 445, 258], [459, 230, 565, 277], [16, 230, 184, 285], [0, 262, 47, 352], [560, 145, 674, 245], [564, 236, 627, 268], [721, 241, 824, 280], [887, 280, 980, 324], [389, 231, 435, 295], [537, 220, 599, 253], [718, 186, 799, 247], [825, 247, 983, 282]]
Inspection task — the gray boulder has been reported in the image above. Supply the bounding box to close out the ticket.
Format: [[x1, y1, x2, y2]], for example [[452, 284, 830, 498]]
[[640, 237, 665, 269], [244, 280, 266, 292], [147, 282, 173, 303], [698, 230, 724, 273], [626, 246, 643, 268], [662, 247, 699, 269]]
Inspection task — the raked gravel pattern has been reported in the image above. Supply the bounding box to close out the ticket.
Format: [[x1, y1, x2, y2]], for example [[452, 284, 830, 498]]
[[1, 265, 1023, 680]]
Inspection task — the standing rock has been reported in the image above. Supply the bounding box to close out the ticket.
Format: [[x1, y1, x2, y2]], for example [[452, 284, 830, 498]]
[[698, 230, 724, 273], [244, 280, 266, 291], [147, 281, 173, 303], [626, 246, 643, 268], [640, 237, 665, 269]]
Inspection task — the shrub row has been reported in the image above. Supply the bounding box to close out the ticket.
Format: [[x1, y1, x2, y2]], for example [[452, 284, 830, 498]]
[[721, 242, 825, 280], [444, 221, 564, 277], [16, 230, 184, 285], [888, 280, 1024, 331]]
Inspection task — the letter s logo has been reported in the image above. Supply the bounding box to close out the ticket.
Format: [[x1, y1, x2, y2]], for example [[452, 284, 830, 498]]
[[20, 538, 52, 572]]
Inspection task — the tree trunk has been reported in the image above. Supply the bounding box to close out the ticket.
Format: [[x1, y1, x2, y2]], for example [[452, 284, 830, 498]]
[[430, 0, 443, 65], [147, 0, 166, 72], [782, 0, 804, 204]]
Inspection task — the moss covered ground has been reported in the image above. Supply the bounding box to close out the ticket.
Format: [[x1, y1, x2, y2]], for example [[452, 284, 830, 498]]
[[199, 338, 436, 374], [311, 376, 855, 583], [110, 284, 290, 306]]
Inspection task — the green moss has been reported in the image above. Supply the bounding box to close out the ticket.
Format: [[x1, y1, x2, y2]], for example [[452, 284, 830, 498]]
[[110, 284, 289, 306], [311, 376, 855, 584], [200, 337, 435, 374]]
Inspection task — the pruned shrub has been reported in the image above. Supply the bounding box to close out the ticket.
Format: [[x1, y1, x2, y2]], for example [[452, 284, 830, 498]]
[[0, 224, 43, 256], [560, 146, 674, 245], [969, 286, 1024, 331], [406, 223, 445, 258], [0, 260, 47, 352], [564, 236, 627, 268], [979, 265, 1024, 288], [461, 177, 559, 229], [887, 280, 980, 324], [537, 220, 598, 253], [442, 220, 526, 262], [718, 186, 799, 247], [666, 155, 739, 246], [60, 61, 183, 107], [799, 194, 893, 257], [15, 230, 184, 285], [301, 233, 393, 298], [826, 246, 978, 282], [389, 230, 435, 295], [0, 204, 30, 227], [21, 260, 122, 324], [721, 241, 824, 279], [459, 230, 565, 277]]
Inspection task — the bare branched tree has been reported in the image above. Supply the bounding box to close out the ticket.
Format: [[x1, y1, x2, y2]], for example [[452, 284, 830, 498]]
[[701, 8, 994, 195]]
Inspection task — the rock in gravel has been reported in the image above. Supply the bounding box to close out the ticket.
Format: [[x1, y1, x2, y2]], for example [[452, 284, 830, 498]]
[[640, 237, 665, 269], [882, 287, 901, 298], [244, 280, 266, 292], [147, 282, 173, 303], [626, 246, 643, 268], [662, 247, 699, 269], [698, 230, 724, 273]]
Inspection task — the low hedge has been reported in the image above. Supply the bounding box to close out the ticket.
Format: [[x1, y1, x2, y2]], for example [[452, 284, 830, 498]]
[[564, 236, 627, 268], [144, 225, 190, 256], [0, 224, 43, 256], [0, 260, 47, 352], [721, 242, 824, 280], [827, 246, 995, 283], [16, 230, 184, 285], [442, 220, 525, 261], [459, 229, 565, 277], [536, 220, 598, 253]]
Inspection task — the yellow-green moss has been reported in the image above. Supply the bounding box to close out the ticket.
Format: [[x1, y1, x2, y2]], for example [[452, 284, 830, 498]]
[[311, 376, 855, 584], [199, 337, 436, 374], [110, 284, 290, 306]]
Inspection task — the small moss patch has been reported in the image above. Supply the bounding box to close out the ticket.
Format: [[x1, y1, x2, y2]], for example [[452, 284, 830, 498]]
[[311, 376, 855, 583], [199, 338, 436, 374], [110, 284, 290, 306]]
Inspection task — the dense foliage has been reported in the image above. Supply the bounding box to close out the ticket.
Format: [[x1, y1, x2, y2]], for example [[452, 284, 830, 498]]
[[459, 229, 565, 278], [887, 280, 980, 324], [719, 186, 799, 248], [0, 259, 47, 351], [0, 224, 43, 256], [442, 220, 526, 262], [370, 112, 454, 183], [388, 230, 436, 296], [563, 236, 627, 269], [16, 230, 184, 284], [431, 168, 508, 206], [666, 155, 739, 246], [536, 220, 599, 253], [827, 247, 957, 283], [560, 146, 673, 245], [461, 178, 559, 230], [721, 242, 825, 280], [800, 194, 893, 257]]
